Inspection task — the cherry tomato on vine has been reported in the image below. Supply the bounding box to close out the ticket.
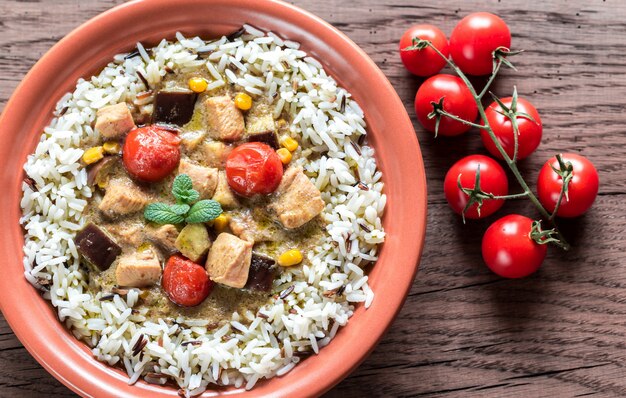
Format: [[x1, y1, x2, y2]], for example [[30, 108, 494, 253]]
[[414, 74, 478, 136], [399, 24, 449, 77], [480, 97, 542, 160], [162, 255, 213, 307], [449, 12, 511, 76], [444, 154, 508, 219], [537, 153, 599, 218], [123, 125, 181, 182], [225, 142, 283, 197], [482, 214, 547, 278]]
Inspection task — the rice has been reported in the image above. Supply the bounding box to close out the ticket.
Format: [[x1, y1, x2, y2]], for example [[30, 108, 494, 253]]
[[20, 26, 385, 394]]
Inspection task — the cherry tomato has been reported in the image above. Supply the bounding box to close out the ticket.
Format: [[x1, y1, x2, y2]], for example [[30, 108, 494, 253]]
[[162, 255, 213, 307], [123, 125, 180, 182], [225, 142, 283, 197], [449, 12, 511, 76], [480, 97, 542, 160], [444, 155, 508, 219], [537, 153, 599, 218], [414, 74, 478, 136], [482, 214, 547, 278], [399, 24, 449, 77]]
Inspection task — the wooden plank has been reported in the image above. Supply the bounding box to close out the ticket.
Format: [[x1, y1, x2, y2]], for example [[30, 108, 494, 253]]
[[0, 0, 624, 396]]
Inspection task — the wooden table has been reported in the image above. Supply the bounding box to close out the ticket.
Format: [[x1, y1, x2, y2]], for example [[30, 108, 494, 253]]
[[1, 0, 624, 396]]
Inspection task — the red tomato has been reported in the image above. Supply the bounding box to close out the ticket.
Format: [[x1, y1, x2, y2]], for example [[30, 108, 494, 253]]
[[225, 142, 283, 197], [399, 24, 449, 77], [449, 12, 511, 76], [162, 255, 213, 307], [444, 155, 508, 219], [123, 125, 181, 182], [480, 97, 542, 160], [482, 214, 547, 278], [537, 153, 599, 218], [414, 74, 478, 136]]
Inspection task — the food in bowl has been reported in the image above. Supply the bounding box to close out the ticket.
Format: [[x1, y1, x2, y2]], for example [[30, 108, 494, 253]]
[[20, 25, 385, 394]]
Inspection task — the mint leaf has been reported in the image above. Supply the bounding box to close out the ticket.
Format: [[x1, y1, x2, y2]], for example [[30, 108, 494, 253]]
[[144, 203, 185, 224], [170, 204, 190, 215], [172, 174, 199, 204], [185, 200, 222, 223]]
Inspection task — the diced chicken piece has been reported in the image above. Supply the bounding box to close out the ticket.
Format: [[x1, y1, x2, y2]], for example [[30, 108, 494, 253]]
[[95, 103, 136, 139], [115, 248, 162, 287], [175, 223, 211, 262], [269, 166, 325, 229], [98, 179, 151, 217], [212, 171, 239, 209], [146, 224, 179, 254], [204, 96, 245, 141], [202, 141, 232, 168], [205, 233, 253, 288], [229, 213, 280, 242], [106, 223, 144, 247], [178, 159, 219, 199], [180, 130, 207, 152]]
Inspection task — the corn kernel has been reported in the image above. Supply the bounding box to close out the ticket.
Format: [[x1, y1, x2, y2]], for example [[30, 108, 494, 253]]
[[278, 249, 303, 267], [96, 177, 109, 189], [188, 77, 208, 93], [137, 242, 152, 252], [234, 93, 252, 111], [276, 148, 292, 165], [102, 141, 121, 155], [82, 146, 104, 165], [211, 214, 230, 232], [282, 137, 299, 152]]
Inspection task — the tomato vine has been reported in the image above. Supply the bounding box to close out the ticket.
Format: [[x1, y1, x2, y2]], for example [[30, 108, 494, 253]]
[[415, 38, 573, 250]]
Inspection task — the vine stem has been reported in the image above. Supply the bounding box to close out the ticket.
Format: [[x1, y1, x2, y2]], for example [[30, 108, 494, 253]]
[[424, 42, 571, 251], [436, 109, 487, 130]]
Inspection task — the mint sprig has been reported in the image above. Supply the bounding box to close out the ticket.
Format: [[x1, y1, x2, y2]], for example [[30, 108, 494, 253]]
[[144, 203, 185, 224], [186, 200, 222, 223], [144, 173, 222, 224]]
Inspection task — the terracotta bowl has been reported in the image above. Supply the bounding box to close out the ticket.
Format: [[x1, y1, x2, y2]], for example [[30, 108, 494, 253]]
[[0, 0, 427, 396]]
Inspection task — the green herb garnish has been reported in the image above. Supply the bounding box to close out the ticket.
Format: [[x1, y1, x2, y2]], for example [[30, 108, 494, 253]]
[[144, 174, 222, 224]]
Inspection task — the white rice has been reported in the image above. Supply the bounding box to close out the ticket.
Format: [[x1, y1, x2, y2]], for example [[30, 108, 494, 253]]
[[20, 26, 386, 394]]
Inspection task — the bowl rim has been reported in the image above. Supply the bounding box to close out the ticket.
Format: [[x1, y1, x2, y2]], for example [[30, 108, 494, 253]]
[[0, 0, 427, 396]]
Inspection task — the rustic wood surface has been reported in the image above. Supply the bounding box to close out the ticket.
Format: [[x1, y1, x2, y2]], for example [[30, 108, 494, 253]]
[[0, 0, 624, 396]]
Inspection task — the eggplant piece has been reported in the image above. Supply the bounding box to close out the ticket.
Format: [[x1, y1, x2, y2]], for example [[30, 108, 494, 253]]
[[153, 90, 198, 126], [87, 156, 118, 186], [75, 223, 122, 271], [245, 253, 277, 292], [247, 131, 279, 149]]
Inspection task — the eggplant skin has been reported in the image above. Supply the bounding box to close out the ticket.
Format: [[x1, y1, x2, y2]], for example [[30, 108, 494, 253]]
[[75, 223, 122, 271], [245, 253, 277, 292], [247, 131, 279, 150], [152, 90, 198, 126]]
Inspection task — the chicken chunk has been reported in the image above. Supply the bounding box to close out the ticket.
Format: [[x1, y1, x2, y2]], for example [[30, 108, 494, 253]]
[[205, 233, 253, 288], [180, 130, 207, 152], [204, 96, 245, 141], [212, 171, 239, 209], [178, 159, 219, 199], [95, 103, 136, 139], [269, 166, 325, 229], [99, 179, 151, 217], [202, 141, 232, 168], [229, 212, 280, 242], [146, 224, 179, 254], [106, 222, 144, 247], [115, 248, 162, 287]]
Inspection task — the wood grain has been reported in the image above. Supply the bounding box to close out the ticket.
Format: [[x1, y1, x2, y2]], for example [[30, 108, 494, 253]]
[[0, 0, 625, 397]]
